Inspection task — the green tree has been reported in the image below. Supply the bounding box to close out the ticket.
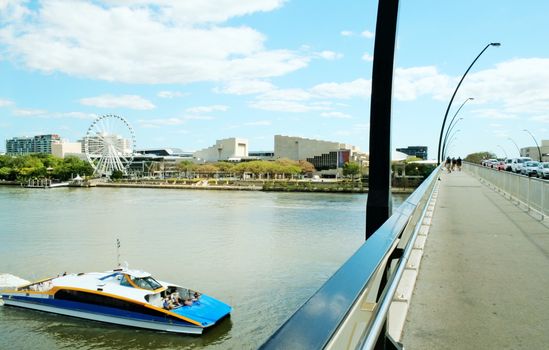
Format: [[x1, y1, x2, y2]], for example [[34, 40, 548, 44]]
[[464, 152, 496, 164], [343, 161, 360, 179], [110, 170, 124, 180]]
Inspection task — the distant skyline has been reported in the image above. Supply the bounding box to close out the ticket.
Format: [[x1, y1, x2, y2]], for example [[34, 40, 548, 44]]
[[1, 0, 548, 159]]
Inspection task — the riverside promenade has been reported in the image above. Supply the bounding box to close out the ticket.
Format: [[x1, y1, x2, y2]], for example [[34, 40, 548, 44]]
[[401, 169, 549, 349]]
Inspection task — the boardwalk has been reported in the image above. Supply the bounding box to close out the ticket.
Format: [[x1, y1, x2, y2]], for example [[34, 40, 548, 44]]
[[401, 169, 549, 349]]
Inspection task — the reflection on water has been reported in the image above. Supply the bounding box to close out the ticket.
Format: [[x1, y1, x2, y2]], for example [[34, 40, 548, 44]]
[[0, 187, 407, 349]]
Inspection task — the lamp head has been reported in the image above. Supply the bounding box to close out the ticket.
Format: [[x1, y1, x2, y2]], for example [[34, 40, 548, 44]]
[[490, 42, 501, 47]]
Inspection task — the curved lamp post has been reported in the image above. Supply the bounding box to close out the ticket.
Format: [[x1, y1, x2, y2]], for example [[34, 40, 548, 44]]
[[437, 43, 501, 164], [442, 117, 464, 159], [441, 98, 473, 161], [523, 129, 542, 161], [497, 145, 508, 158], [443, 129, 460, 159], [508, 137, 521, 156]]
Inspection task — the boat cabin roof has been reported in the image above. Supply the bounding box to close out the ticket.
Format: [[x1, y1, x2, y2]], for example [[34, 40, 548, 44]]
[[112, 268, 151, 278]]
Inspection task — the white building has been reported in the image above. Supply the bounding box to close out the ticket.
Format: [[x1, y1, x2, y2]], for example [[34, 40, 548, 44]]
[[274, 135, 368, 173], [520, 139, 549, 162], [194, 138, 248, 162], [52, 141, 82, 158]]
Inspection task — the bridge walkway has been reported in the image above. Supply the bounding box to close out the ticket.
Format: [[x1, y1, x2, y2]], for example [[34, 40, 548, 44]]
[[400, 169, 549, 349]]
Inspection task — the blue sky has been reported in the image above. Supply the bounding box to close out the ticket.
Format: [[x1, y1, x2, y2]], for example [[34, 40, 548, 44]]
[[1, 0, 548, 159]]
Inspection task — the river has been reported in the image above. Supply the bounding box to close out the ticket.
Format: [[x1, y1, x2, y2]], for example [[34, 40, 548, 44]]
[[0, 186, 407, 350]]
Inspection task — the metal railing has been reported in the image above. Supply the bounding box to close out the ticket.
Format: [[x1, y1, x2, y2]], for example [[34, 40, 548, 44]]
[[464, 163, 548, 220], [260, 167, 441, 350]]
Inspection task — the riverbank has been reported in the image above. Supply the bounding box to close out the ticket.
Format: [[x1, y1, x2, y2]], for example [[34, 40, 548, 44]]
[[97, 181, 415, 193], [1, 179, 417, 194]]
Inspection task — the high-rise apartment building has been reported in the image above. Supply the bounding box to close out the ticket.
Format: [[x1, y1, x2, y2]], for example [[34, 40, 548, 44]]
[[5, 134, 61, 155]]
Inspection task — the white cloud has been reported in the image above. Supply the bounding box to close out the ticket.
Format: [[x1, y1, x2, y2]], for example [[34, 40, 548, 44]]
[[340, 30, 353, 37], [105, 0, 286, 24], [394, 66, 452, 101], [317, 50, 343, 60], [0, 98, 14, 107], [215, 79, 275, 95], [185, 105, 228, 113], [14, 108, 47, 116], [157, 91, 186, 98], [79, 95, 155, 110], [321, 112, 352, 119], [471, 109, 517, 120], [260, 88, 313, 101], [361, 30, 374, 39], [12, 109, 96, 119], [0, 1, 306, 84], [249, 100, 331, 113], [530, 115, 549, 123], [138, 117, 186, 128], [310, 79, 371, 99], [361, 52, 373, 62]]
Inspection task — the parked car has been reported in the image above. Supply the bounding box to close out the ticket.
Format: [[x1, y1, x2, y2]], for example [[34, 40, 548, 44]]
[[536, 162, 549, 179], [510, 157, 533, 173], [521, 161, 540, 177], [495, 160, 506, 171]]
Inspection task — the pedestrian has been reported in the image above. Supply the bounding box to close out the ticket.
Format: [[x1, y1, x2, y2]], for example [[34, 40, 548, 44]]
[[445, 156, 452, 173], [451, 157, 456, 171], [457, 157, 462, 171]]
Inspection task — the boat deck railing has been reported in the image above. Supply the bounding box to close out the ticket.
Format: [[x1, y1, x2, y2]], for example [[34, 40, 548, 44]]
[[260, 166, 441, 350]]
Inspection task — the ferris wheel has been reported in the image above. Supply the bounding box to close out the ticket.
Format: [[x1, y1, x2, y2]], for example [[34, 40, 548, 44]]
[[84, 114, 136, 177]]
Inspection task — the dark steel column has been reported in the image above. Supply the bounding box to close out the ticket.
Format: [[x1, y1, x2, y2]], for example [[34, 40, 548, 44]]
[[366, 0, 400, 239]]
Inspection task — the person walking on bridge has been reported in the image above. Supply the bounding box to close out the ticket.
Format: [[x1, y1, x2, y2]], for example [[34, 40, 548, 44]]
[[445, 157, 452, 173], [457, 157, 462, 171]]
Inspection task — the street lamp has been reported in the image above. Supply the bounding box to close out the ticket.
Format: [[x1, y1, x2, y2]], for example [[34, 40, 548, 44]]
[[441, 98, 473, 161], [442, 117, 464, 159], [443, 130, 460, 159], [523, 129, 542, 161], [497, 145, 508, 158], [437, 43, 501, 164], [508, 137, 521, 156]]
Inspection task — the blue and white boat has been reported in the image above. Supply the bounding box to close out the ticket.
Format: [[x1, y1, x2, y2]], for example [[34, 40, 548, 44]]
[[0, 267, 231, 334]]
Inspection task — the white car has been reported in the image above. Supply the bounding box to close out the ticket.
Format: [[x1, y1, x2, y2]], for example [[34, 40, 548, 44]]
[[521, 161, 540, 177], [510, 157, 533, 173], [536, 162, 549, 179]]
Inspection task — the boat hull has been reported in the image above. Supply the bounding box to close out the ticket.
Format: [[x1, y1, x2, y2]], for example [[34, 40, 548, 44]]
[[1, 295, 204, 334]]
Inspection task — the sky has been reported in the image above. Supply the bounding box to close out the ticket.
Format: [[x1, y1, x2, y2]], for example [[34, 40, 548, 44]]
[[1, 0, 548, 159]]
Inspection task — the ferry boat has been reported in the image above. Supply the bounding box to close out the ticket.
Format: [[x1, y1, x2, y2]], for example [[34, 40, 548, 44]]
[[0, 267, 231, 334]]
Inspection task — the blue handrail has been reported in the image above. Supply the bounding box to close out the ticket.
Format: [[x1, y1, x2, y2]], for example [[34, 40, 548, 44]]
[[260, 167, 440, 349]]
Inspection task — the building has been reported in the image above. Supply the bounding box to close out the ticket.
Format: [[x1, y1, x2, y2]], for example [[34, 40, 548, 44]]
[[79, 134, 132, 156], [396, 146, 428, 160], [51, 141, 82, 158], [520, 139, 549, 162], [247, 151, 275, 161], [274, 135, 368, 173], [6, 134, 61, 155], [194, 138, 248, 162], [136, 148, 193, 158]]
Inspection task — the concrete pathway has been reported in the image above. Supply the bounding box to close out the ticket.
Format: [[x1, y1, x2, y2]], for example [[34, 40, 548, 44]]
[[401, 169, 549, 349]]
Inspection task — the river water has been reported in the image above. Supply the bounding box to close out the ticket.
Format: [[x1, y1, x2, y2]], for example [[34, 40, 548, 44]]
[[0, 186, 407, 350]]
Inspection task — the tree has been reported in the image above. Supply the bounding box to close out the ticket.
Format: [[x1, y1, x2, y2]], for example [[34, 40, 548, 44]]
[[298, 160, 316, 174], [464, 152, 496, 164], [110, 170, 124, 180], [343, 161, 360, 179]]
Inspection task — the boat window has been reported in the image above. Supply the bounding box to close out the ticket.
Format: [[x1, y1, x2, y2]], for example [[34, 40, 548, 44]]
[[130, 276, 162, 290], [120, 275, 132, 287]]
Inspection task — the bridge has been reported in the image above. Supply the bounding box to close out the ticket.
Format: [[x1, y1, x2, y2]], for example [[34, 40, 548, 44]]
[[261, 164, 549, 349]]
